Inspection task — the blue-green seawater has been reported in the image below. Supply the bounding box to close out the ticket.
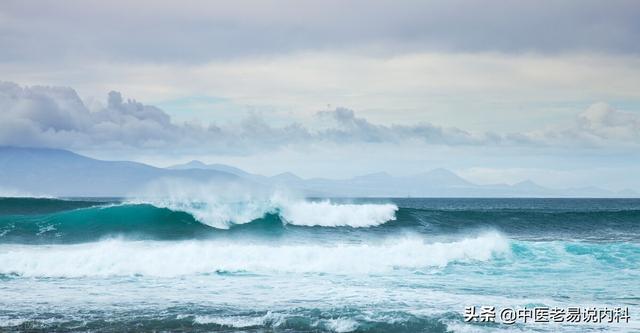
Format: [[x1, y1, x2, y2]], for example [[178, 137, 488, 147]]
[[0, 197, 638, 332]]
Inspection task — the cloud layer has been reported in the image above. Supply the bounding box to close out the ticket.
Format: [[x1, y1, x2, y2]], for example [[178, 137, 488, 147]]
[[2, 1, 639, 138], [2, 0, 639, 65], [1, 82, 638, 155], [0, 82, 181, 150]]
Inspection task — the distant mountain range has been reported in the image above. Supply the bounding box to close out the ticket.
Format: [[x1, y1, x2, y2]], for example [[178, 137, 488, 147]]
[[166, 157, 637, 198], [0, 147, 239, 197], [0, 146, 637, 198]]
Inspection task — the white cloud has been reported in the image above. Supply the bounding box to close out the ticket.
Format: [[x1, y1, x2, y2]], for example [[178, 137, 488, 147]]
[[1, 1, 639, 145], [0, 82, 501, 153], [2, 82, 639, 155], [3, 51, 639, 136], [0, 82, 181, 149], [576, 102, 640, 141], [519, 102, 640, 148]]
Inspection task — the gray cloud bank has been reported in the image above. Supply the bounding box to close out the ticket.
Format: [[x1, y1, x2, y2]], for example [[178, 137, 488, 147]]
[[1, 0, 639, 65], [0, 82, 638, 154]]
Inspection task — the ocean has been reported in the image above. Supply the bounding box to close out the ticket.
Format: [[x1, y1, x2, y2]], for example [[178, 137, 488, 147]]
[[0, 196, 638, 332]]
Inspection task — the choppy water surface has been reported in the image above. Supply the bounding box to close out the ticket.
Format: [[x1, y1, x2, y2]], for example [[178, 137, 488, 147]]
[[0, 197, 638, 332]]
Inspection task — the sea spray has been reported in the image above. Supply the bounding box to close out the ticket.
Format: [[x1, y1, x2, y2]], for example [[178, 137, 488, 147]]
[[129, 180, 398, 228], [0, 232, 509, 277], [278, 200, 397, 227]]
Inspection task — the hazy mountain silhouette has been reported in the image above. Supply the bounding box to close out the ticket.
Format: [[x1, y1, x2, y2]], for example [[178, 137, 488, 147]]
[[0, 147, 238, 197], [1, 147, 636, 198]]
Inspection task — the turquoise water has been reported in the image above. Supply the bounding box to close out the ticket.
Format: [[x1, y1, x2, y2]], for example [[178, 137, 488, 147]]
[[0, 197, 638, 332]]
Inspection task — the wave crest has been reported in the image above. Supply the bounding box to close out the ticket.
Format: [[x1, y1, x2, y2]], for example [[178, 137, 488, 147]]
[[279, 200, 397, 227], [133, 191, 398, 229], [0, 232, 509, 277]]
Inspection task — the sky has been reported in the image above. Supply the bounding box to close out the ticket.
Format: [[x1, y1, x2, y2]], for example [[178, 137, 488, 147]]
[[1, 0, 640, 190]]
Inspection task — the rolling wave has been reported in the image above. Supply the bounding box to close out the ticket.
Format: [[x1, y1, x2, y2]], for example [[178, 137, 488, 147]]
[[137, 196, 398, 229], [0, 197, 399, 243], [0, 203, 213, 243], [1, 197, 639, 243], [1, 197, 638, 333], [0, 232, 509, 277], [2, 231, 637, 278]]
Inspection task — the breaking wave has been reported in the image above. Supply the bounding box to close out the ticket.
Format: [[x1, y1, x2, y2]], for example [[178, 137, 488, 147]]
[[138, 195, 398, 229], [0, 232, 509, 277], [0, 197, 399, 243]]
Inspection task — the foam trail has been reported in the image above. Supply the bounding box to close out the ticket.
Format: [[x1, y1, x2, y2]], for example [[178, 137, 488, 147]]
[[190, 312, 285, 328], [0, 232, 509, 277], [190, 313, 357, 332]]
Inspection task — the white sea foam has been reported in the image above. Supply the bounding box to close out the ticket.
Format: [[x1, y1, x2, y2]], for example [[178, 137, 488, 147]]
[[130, 180, 397, 228], [0, 317, 28, 327], [191, 311, 285, 328], [192, 314, 265, 327], [278, 200, 397, 227], [322, 318, 359, 332], [0, 232, 509, 277]]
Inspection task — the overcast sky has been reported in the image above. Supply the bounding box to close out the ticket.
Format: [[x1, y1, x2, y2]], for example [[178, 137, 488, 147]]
[[1, 0, 640, 190]]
